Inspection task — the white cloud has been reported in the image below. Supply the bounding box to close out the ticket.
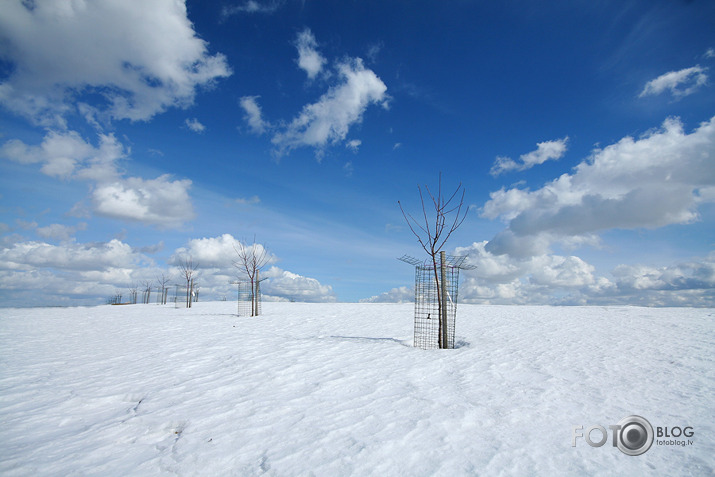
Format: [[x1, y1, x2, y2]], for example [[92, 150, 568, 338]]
[[346, 139, 362, 152], [239, 96, 270, 134], [185, 118, 206, 133], [0, 233, 332, 306], [235, 195, 261, 205], [639, 65, 708, 99], [1, 130, 121, 181], [0, 239, 142, 272], [0, 237, 179, 306], [365, 242, 611, 306], [705, 48, 715, 59], [482, 116, 715, 257], [240, 30, 389, 157], [445, 242, 715, 306], [612, 256, 715, 296], [36, 222, 87, 241], [0, 0, 231, 125], [1, 131, 195, 228], [343, 161, 354, 176], [295, 28, 326, 80], [360, 286, 413, 303], [262, 266, 336, 303], [222, 1, 282, 16], [490, 137, 568, 176], [271, 58, 388, 156], [169, 235, 333, 302], [170, 234, 274, 270], [366, 42, 383, 64], [91, 175, 194, 228]]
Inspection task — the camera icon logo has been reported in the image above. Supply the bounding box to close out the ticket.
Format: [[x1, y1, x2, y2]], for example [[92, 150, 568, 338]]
[[615, 415, 654, 456]]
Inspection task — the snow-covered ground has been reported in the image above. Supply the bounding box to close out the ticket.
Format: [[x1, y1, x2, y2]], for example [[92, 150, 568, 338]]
[[0, 302, 712, 476]]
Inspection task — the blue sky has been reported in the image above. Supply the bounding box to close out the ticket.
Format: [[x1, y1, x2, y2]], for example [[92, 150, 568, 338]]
[[1, 0, 714, 306]]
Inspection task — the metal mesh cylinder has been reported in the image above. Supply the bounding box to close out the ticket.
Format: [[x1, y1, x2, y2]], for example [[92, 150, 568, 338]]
[[413, 263, 460, 349], [237, 281, 261, 317]]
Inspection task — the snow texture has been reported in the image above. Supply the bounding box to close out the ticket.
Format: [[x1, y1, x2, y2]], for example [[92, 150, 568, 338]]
[[0, 302, 713, 476]]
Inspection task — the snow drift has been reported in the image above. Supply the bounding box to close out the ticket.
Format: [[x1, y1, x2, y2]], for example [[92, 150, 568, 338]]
[[0, 302, 712, 475]]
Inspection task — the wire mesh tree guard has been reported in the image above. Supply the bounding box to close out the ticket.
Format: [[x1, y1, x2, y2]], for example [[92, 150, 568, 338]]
[[172, 282, 198, 308], [233, 271, 265, 317], [399, 252, 475, 349], [236, 280, 261, 316]]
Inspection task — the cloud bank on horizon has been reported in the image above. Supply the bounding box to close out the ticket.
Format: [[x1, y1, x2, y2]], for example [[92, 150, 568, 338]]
[[0, 0, 714, 307]]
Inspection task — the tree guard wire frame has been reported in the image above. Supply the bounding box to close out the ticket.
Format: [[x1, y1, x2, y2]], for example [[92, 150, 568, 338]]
[[399, 254, 475, 350], [235, 278, 267, 317]]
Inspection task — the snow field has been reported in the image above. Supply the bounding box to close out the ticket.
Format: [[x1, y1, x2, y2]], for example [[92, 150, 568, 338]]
[[0, 302, 713, 476]]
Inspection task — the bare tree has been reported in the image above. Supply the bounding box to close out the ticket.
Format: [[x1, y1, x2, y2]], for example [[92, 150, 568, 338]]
[[128, 284, 139, 304], [141, 280, 153, 304], [233, 237, 270, 316], [156, 273, 172, 305], [398, 173, 468, 348], [179, 256, 198, 308]]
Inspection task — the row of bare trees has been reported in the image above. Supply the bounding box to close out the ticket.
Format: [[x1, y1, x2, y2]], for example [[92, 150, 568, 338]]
[[124, 273, 175, 305]]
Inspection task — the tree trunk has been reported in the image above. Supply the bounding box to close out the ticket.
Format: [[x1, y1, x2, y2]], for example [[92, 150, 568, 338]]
[[431, 252, 443, 349], [440, 251, 449, 349], [254, 269, 260, 316]]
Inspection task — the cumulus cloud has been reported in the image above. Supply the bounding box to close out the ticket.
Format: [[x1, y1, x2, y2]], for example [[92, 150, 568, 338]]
[[262, 266, 336, 302], [241, 30, 388, 157], [0, 0, 231, 125], [271, 58, 388, 156], [0, 232, 336, 305], [442, 242, 714, 306], [639, 65, 708, 99], [239, 96, 270, 134], [185, 118, 205, 133], [91, 176, 194, 228], [448, 242, 604, 304], [482, 116, 715, 257], [0, 236, 176, 306], [490, 137, 569, 176], [171, 234, 276, 270], [168, 234, 334, 302], [295, 28, 326, 80], [1, 131, 195, 228], [365, 241, 613, 305], [613, 258, 715, 292], [36, 223, 87, 241], [360, 286, 413, 303], [1, 130, 122, 181], [0, 239, 142, 272]]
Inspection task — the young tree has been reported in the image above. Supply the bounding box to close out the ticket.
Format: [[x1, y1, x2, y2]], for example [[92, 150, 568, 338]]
[[179, 256, 198, 308], [233, 237, 270, 316], [141, 280, 153, 304], [398, 173, 468, 348], [156, 273, 172, 305], [128, 284, 139, 304]]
